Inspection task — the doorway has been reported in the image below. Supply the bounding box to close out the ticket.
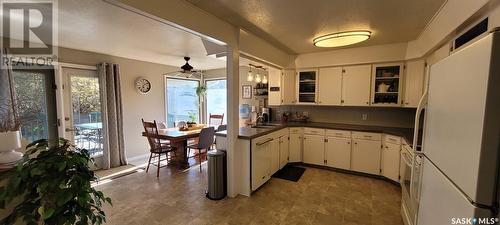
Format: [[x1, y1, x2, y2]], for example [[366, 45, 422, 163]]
[[62, 68, 104, 160]]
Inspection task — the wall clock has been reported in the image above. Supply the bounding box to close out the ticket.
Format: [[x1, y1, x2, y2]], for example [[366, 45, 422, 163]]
[[135, 77, 151, 94]]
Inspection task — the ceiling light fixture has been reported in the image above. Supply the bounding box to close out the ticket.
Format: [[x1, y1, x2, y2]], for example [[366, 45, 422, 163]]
[[247, 64, 254, 82], [313, 30, 371, 48]]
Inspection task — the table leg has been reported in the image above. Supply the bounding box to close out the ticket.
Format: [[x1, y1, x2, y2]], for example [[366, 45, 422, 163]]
[[170, 140, 189, 169]]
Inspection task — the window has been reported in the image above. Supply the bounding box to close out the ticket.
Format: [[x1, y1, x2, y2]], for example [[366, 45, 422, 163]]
[[166, 78, 200, 128], [205, 79, 227, 124], [12, 69, 58, 142]]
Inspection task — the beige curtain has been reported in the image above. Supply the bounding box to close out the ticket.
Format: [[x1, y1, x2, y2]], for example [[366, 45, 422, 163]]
[[98, 63, 127, 169]]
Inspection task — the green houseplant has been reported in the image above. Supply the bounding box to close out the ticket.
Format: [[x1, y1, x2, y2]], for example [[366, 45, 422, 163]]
[[0, 138, 112, 225]]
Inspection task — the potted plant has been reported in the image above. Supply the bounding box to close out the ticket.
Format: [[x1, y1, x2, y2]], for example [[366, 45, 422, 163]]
[[0, 138, 112, 225], [0, 53, 23, 170], [195, 85, 206, 98]]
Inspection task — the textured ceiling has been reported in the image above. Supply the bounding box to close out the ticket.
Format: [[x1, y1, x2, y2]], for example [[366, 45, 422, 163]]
[[2, 0, 227, 70], [186, 0, 446, 54]]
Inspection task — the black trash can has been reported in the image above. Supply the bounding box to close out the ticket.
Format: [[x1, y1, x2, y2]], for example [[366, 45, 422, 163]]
[[206, 149, 227, 200]]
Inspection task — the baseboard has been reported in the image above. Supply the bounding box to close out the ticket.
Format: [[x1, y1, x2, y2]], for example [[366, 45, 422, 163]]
[[294, 162, 401, 187]]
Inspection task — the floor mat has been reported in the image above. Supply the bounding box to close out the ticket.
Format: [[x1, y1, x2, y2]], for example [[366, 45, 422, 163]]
[[272, 165, 306, 182]]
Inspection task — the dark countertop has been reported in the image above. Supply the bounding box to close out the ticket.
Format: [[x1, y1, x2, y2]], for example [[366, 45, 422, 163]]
[[215, 122, 415, 145]]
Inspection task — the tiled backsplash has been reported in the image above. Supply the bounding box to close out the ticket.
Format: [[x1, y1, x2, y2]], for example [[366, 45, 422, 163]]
[[273, 105, 416, 128]]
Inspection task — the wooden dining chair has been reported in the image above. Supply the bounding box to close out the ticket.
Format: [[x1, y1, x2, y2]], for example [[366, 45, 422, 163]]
[[186, 127, 215, 172], [209, 113, 224, 127], [142, 119, 177, 178]]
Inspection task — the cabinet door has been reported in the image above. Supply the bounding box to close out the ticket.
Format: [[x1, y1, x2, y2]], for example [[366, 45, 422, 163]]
[[371, 63, 404, 107], [325, 137, 351, 170], [252, 140, 271, 191], [404, 60, 425, 107], [342, 65, 371, 106], [382, 142, 401, 182], [282, 69, 296, 104], [351, 139, 381, 175], [289, 133, 302, 162], [268, 69, 282, 106], [318, 67, 342, 105], [303, 134, 325, 165], [296, 70, 318, 104], [279, 135, 290, 169], [270, 138, 281, 175]]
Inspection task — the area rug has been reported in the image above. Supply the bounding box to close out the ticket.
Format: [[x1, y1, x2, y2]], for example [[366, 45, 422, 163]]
[[272, 165, 306, 182]]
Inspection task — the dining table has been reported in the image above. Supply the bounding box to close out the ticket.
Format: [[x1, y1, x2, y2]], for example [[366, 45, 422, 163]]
[[141, 125, 209, 169]]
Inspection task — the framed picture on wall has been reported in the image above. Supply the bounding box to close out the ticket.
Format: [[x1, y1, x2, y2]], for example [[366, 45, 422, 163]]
[[242, 85, 252, 99]]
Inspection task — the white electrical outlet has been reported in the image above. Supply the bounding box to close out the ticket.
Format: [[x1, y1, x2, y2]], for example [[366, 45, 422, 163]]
[[362, 113, 368, 120]]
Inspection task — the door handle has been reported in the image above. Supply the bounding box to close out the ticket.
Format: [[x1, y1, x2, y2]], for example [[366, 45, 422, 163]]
[[65, 127, 77, 132]]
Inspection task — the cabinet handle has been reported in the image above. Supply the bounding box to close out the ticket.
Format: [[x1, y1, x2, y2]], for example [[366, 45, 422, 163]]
[[385, 146, 389, 149], [364, 135, 372, 138], [347, 142, 351, 144], [354, 142, 357, 145]]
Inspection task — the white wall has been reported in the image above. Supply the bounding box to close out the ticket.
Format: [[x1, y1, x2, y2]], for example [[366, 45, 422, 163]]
[[59, 47, 178, 158]]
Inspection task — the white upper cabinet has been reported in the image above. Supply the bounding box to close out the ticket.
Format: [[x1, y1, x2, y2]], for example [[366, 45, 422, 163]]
[[403, 60, 425, 108], [342, 65, 372, 106], [371, 63, 404, 107], [282, 69, 296, 105], [318, 67, 342, 105], [268, 69, 282, 106], [296, 69, 318, 104]]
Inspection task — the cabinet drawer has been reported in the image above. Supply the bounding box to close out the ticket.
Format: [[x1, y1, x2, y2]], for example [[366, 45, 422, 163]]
[[253, 134, 274, 146], [325, 129, 351, 138], [352, 131, 382, 141], [289, 127, 303, 134], [384, 134, 401, 144], [303, 128, 325, 135]]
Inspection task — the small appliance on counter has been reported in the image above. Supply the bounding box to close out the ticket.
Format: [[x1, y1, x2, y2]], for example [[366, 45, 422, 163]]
[[261, 107, 271, 123]]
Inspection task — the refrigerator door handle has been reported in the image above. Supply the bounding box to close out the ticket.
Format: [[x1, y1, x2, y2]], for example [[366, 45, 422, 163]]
[[412, 91, 428, 153]]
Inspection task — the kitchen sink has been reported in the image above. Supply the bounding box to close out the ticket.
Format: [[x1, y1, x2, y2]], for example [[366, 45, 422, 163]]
[[251, 124, 282, 129]]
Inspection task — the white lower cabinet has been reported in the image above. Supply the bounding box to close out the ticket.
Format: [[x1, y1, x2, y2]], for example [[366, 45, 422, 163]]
[[325, 136, 351, 170], [351, 138, 382, 175], [382, 142, 401, 182], [279, 134, 290, 169], [289, 133, 302, 162], [270, 138, 281, 175], [303, 134, 325, 165]]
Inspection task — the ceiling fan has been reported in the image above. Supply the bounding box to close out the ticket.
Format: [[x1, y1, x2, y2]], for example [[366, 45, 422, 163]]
[[165, 57, 203, 79]]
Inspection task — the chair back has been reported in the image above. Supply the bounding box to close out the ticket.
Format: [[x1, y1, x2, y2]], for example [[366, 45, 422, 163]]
[[197, 127, 215, 149], [216, 124, 227, 132], [142, 119, 161, 149], [209, 113, 224, 127]]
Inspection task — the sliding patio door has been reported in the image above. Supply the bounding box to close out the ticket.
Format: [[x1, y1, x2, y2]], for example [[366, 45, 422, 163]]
[[62, 68, 103, 158]]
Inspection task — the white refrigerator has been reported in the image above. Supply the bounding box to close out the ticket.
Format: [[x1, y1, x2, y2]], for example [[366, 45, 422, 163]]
[[416, 32, 500, 225]]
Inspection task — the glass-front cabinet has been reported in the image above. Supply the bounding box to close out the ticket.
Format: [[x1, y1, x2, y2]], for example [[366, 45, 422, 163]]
[[296, 70, 318, 104], [371, 63, 404, 106]]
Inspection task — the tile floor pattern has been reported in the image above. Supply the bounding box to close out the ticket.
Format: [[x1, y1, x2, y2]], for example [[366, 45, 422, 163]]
[[97, 164, 403, 225]]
